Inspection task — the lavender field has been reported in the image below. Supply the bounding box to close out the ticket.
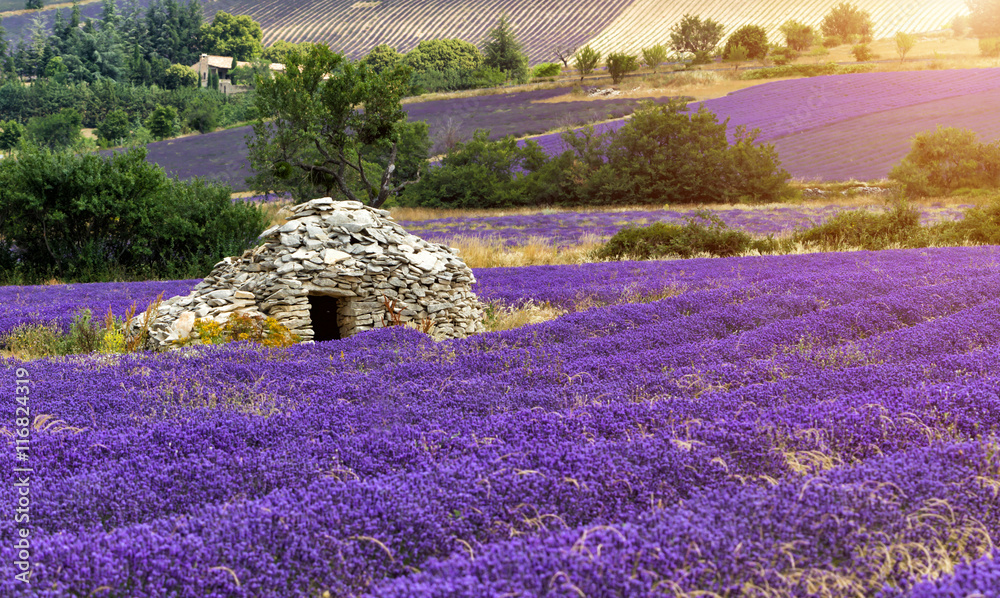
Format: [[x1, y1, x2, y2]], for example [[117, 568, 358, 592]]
[[397, 204, 969, 247], [6, 246, 1000, 595], [528, 69, 1000, 181], [139, 88, 670, 191]]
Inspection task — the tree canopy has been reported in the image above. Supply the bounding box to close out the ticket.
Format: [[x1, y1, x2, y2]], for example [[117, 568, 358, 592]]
[[821, 2, 874, 42], [247, 44, 427, 207], [199, 11, 263, 61], [669, 14, 724, 63], [968, 0, 1000, 37], [403, 39, 483, 74], [480, 14, 529, 83]]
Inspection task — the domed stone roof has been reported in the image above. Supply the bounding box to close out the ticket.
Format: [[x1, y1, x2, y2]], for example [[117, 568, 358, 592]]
[[135, 198, 485, 348]]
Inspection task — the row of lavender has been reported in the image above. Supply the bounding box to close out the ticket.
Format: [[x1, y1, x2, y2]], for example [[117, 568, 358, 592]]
[[5, 246, 1000, 595], [396, 204, 969, 247]]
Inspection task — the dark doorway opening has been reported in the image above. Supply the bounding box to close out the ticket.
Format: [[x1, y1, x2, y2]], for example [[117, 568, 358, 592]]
[[309, 294, 342, 341]]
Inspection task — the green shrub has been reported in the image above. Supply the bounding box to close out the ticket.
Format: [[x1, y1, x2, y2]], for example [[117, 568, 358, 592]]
[[980, 38, 1000, 58], [26, 107, 82, 150], [595, 100, 792, 205], [605, 52, 640, 84], [780, 20, 815, 51], [96, 109, 132, 146], [929, 195, 1000, 245], [889, 127, 1000, 197], [401, 130, 547, 209], [823, 35, 843, 48], [770, 45, 799, 66], [596, 212, 785, 260], [641, 44, 669, 73], [851, 43, 877, 62], [724, 25, 769, 61], [742, 62, 874, 80], [531, 62, 561, 78], [0, 143, 267, 282], [145, 104, 179, 140], [792, 202, 924, 250]]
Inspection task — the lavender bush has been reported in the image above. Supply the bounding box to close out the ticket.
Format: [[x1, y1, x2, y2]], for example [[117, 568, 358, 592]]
[[4, 246, 1000, 595]]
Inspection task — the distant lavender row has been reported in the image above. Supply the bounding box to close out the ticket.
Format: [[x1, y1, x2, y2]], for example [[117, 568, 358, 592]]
[[398, 204, 968, 247], [5, 246, 1000, 595]]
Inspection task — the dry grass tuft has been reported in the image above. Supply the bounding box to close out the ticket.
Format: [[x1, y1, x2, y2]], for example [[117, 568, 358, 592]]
[[448, 234, 604, 269], [483, 300, 568, 332]]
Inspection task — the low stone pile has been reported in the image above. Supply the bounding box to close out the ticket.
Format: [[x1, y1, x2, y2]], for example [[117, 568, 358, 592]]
[[130, 198, 486, 350]]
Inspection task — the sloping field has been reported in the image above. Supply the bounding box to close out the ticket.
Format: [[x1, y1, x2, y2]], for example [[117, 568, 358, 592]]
[[200, 0, 633, 63], [6, 0, 967, 63], [586, 0, 968, 56], [530, 68, 1000, 181], [7, 246, 1000, 595]]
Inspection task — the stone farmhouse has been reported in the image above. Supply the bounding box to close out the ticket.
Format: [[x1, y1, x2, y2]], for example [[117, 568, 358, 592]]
[[191, 53, 285, 94], [134, 198, 486, 349]]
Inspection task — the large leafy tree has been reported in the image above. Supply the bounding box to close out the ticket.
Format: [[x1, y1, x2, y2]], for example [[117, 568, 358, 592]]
[[247, 44, 426, 207], [724, 25, 769, 60], [199, 11, 263, 61], [968, 0, 1000, 37], [403, 39, 482, 74], [480, 14, 529, 83], [669, 14, 724, 62], [821, 2, 874, 42]]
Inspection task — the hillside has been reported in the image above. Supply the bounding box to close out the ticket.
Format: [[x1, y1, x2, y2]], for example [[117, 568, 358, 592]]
[[585, 0, 968, 56], [3, 0, 969, 64]]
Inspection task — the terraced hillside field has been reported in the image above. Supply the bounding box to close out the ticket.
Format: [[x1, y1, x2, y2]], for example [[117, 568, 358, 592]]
[[2, 0, 968, 64], [585, 0, 968, 57], [530, 68, 1000, 181]]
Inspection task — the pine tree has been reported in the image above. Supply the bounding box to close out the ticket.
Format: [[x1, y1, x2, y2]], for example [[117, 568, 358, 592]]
[[481, 14, 529, 84]]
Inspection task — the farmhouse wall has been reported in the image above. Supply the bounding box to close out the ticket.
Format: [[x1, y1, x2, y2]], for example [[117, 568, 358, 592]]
[[133, 198, 485, 349]]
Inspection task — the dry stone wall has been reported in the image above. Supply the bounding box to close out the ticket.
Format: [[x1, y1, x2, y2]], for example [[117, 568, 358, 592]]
[[131, 198, 485, 349]]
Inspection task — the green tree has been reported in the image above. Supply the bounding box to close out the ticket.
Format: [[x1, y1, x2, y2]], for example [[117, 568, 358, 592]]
[[0, 120, 23, 153], [26, 108, 82, 150], [96, 108, 131, 145], [208, 69, 219, 91], [605, 52, 639, 84], [669, 14, 724, 63], [403, 39, 483, 74], [890, 127, 1000, 196], [596, 99, 791, 205], [724, 25, 768, 61], [182, 94, 218, 133], [780, 20, 815, 51], [247, 44, 422, 207], [401, 129, 547, 209], [573, 45, 600, 81], [821, 2, 874, 43], [968, 0, 1000, 37], [261, 40, 315, 64], [198, 11, 263, 61], [641, 44, 668, 73], [145, 104, 179, 139], [163, 63, 198, 89], [26, 0, 43, 9], [480, 14, 529, 83], [895, 31, 916, 61], [360, 44, 403, 74]]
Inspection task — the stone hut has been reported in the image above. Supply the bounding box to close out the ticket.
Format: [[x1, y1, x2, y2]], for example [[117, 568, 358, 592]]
[[134, 198, 485, 349]]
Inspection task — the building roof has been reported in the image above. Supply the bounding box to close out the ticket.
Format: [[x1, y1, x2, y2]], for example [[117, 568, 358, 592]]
[[201, 55, 234, 69]]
